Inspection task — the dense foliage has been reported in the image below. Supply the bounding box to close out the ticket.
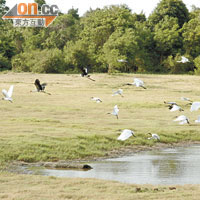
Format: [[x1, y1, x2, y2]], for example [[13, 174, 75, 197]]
[[1, 0, 200, 74]]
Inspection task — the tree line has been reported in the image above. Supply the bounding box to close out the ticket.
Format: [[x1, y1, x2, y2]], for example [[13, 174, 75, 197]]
[[0, 0, 200, 74]]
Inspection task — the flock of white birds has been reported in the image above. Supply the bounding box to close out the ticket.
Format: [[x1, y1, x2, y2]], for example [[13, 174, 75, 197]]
[[89, 76, 161, 142], [2, 56, 197, 144]]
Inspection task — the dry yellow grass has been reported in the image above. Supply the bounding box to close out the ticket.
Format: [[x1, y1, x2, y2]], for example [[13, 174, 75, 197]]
[[0, 172, 200, 200]]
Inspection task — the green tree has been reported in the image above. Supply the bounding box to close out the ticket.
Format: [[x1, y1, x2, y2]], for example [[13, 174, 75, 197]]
[[34, 0, 46, 10], [181, 18, 200, 57], [12, 48, 64, 73], [42, 9, 81, 50], [194, 56, 200, 74], [154, 16, 182, 61], [148, 0, 189, 28], [79, 5, 140, 71], [63, 40, 92, 72], [102, 22, 158, 73], [0, 0, 9, 16]]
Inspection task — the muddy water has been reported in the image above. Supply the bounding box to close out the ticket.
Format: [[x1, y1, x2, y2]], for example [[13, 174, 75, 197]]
[[38, 145, 200, 185]]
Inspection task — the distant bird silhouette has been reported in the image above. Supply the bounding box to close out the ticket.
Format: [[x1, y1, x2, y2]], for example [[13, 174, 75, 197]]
[[80, 67, 95, 81], [91, 97, 102, 103], [174, 115, 190, 125], [148, 133, 160, 141], [112, 89, 124, 97], [107, 105, 119, 119], [177, 56, 189, 63], [117, 129, 135, 141], [2, 85, 14, 103], [31, 79, 51, 95], [125, 78, 146, 89]]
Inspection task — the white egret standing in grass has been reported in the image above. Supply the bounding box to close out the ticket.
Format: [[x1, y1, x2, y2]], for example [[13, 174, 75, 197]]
[[148, 133, 160, 141], [190, 102, 200, 112], [112, 89, 124, 97], [117, 129, 135, 141], [107, 105, 119, 119], [91, 97, 102, 103], [177, 56, 189, 63], [174, 115, 190, 125], [80, 67, 95, 81], [195, 116, 200, 123], [2, 85, 14, 103], [31, 79, 51, 95], [125, 78, 146, 89]]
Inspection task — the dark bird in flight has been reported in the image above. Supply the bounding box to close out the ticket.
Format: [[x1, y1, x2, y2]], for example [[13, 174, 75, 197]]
[[30, 79, 51, 95], [80, 67, 95, 81]]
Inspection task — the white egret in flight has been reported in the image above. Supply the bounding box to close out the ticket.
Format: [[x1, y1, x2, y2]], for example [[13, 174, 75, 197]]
[[169, 104, 184, 112], [148, 133, 160, 141], [112, 89, 124, 97], [2, 85, 14, 103], [117, 129, 135, 141], [107, 105, 119, 119], [190, 102, 200, 112], [91, 97, 102, 103], [177, 56, 189, 63], [180, 97, 192, 102], [126, 78, 146, 89], [174, 115, 190, 125], [195, 116, 200, 123]]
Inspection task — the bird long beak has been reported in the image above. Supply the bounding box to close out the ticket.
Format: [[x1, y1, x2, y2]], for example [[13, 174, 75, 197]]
[[185, 103, 192, 106]]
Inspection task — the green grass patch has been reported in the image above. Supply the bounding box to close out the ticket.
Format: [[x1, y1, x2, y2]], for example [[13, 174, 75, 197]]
[[1, 73, 200, 164]]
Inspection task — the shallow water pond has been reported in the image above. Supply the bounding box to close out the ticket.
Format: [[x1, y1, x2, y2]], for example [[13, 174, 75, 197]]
[[38, 145, 200, 185]]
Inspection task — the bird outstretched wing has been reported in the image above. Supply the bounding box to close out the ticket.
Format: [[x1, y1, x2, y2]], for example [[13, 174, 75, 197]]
[[41, 83, 47, 90], [34, 79, 42, 91], [117, 129, 134, 141], [80, 67, 88, 77], [2, 89, 8, 98], [7, 85, 14, 98]]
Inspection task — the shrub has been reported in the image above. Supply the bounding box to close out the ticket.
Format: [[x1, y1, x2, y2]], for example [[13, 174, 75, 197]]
[[0, 54, 11, 71], [12, 49, 65, 73], [194, 56, 200, 75]]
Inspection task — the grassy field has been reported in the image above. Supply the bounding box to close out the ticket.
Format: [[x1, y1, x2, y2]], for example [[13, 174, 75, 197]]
[[1, 171, 200, 200], [1, 72, 200, 199], [1, 72, 200, 163]]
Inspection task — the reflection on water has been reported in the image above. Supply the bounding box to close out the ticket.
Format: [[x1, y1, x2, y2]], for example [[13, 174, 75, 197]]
[[41, 145, 200, 185]]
